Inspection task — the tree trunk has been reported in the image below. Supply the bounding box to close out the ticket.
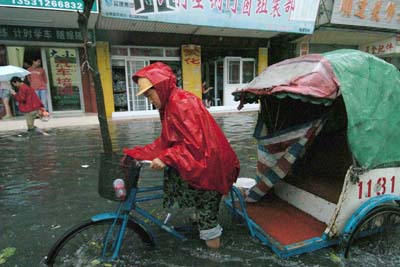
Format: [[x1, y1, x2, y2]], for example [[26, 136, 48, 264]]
[[78, 0, 113, 157]]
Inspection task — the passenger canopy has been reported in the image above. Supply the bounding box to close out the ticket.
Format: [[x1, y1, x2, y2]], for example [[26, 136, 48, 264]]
[[235, 49, 400, 170]]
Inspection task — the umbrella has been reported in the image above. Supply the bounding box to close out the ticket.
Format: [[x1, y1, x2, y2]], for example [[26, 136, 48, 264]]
[[0, 65, 30, 82]]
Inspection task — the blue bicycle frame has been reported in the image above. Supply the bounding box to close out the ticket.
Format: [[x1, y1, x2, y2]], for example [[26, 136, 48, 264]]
[[91, 170, 187, 260]]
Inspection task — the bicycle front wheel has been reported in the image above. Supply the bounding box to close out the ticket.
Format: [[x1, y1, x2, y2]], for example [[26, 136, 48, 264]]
[[45, 218, 154, 267]]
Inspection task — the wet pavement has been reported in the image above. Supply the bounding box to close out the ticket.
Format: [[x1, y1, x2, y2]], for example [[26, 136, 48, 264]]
[[0, 113, 399, 266]]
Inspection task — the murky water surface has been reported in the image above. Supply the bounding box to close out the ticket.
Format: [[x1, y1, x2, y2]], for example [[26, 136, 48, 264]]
[[0, 113, 399, 266]]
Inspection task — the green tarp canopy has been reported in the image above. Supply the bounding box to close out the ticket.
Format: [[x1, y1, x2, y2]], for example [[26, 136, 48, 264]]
[[323, 49, 400, 169]]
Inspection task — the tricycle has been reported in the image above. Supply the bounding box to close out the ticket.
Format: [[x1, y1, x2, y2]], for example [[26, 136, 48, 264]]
[[226, 49, 400, 259], [44, 49, 400, 266]]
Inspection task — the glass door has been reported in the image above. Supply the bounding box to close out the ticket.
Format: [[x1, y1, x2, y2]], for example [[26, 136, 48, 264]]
[[44, 48, 83, 111], [111, 59, 128, 111], [214, 59, 224, 106], [126, 59, 151, 111], [223, 57, 255, 106]]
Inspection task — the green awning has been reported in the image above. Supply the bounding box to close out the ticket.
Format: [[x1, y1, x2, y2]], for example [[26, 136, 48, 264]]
[[324, 49, 400, 168]]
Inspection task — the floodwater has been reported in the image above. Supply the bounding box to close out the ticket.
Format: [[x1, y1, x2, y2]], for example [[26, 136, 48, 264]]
[[0, 113, 399, 267]]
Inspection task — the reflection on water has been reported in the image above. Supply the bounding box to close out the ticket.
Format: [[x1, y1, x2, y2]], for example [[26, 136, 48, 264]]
[[0, 113, 399, 266]]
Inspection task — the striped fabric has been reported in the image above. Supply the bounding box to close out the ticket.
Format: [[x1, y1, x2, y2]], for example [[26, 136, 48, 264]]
[[245, 119, 325, 202]]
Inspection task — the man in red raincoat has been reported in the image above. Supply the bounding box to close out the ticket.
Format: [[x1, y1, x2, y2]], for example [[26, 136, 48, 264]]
[[123, 62, 240, 249]]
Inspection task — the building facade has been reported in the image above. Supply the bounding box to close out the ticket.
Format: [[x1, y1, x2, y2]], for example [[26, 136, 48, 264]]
[[95, 0, 321, 117], [0, 1, 99, 116], [1, 0, 323, 118], [294, 0, 400, 70]]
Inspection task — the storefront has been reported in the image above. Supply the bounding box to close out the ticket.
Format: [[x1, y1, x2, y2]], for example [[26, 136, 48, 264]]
[[360, 35, 400, 70], [98, 0, 321, 117], [110, 46, 182, 112], [203, 57, 256, 107], [294, 0, 400, 58], [0, 1, 98, 115]]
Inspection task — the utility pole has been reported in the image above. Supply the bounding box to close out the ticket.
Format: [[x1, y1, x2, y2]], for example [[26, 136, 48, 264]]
[[77, 0, 113, 157]]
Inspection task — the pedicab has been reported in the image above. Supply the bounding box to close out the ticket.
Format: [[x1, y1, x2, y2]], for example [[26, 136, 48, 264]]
[[225, 49, 400, 259]]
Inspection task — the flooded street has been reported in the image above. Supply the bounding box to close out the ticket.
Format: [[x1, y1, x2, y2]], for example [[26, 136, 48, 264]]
[[0, 112, 398, 267]]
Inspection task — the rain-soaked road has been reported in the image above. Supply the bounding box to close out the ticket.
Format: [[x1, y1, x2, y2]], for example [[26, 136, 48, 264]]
[[0, 113, 398, 267]]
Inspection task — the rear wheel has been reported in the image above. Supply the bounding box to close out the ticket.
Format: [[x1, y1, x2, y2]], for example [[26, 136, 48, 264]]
[[45, 218, 154, 267], [344, 205, 400, 264]]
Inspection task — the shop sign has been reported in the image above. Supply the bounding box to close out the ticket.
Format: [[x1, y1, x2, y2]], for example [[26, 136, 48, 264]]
[[0, 25, 94, 43], [300, 42, 309, 56], [258, 47, 268, 75], [360, 36, 400, 55], [101, 0, 320, 34], [331, 0, 400, 31], [48, 48, 81, 110], [0, 0, 98, 12], [181, 45, 202, 98]]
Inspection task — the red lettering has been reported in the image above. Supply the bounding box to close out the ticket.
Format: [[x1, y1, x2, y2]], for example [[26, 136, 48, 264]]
[[256, 0, 268, 14], [271, 0, 281, 17], [242, 0, 252, 16], [284, 0, 294, 13], [192, 0, 204, 9]]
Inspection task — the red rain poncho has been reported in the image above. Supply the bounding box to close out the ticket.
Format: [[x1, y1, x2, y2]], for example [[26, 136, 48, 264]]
[[123, 62, 240, 195]]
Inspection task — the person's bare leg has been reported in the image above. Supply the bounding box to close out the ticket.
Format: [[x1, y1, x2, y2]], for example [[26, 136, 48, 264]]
[[2, 97, 13, 118]]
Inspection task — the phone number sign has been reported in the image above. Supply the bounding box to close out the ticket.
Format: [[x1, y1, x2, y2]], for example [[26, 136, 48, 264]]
[[0, 0, 98, 12]]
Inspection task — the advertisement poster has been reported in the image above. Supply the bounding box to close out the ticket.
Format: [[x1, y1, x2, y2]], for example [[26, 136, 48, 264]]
[[47, 48, 81, 111], [181, 45, 201, 98]]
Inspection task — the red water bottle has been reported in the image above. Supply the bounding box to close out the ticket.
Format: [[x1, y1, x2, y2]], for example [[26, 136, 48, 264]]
[[113, 179, 127, 200]]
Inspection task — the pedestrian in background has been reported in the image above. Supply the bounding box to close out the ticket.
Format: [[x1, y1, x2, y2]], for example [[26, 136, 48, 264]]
[[0, 80, 13, 120], [9, 76, 44, 132], [123, 62, 240, 249], [28, 57, 48, 110], [201, 81, 213, 108]]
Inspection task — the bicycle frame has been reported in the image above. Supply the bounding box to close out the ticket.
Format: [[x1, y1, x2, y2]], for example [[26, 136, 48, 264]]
[[91, 171, 187, 260]]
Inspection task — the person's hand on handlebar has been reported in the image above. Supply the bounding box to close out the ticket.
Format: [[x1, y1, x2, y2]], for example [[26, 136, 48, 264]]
[[150, 158, 166, 170]]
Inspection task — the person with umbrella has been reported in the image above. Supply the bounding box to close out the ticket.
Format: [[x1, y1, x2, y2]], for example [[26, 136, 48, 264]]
[[9, 76, 45, 133], [0, 64, 29, 120]]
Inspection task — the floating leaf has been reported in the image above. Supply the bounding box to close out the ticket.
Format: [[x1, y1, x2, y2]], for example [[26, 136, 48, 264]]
[[90, 259, 100, 265], [0, 247, 16, 265], [329, 251, 342, 263]]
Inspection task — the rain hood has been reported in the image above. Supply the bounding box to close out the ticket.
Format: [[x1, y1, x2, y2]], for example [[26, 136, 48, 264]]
[[124, 62, 240, 194]]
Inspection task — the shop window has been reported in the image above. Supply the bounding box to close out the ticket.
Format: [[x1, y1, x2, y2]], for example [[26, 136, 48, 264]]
[[228, 59, 240, 84], [242, 60, 255, 83], [165, 48, 180, 57], [111, 47, 128, 56], [111, 59, 127, 111], [130, 47, 163, 57], [227, 58, 254, 85], [45, 48, 82, 111], [110, 46, 180, 112]]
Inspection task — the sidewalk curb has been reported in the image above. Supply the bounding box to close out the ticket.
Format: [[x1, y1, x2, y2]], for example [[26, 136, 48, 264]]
[[0, 105, 259, 132]]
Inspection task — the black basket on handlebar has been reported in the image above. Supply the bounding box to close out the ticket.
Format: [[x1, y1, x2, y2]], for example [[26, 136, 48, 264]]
[[98, 153, 143, 202]]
